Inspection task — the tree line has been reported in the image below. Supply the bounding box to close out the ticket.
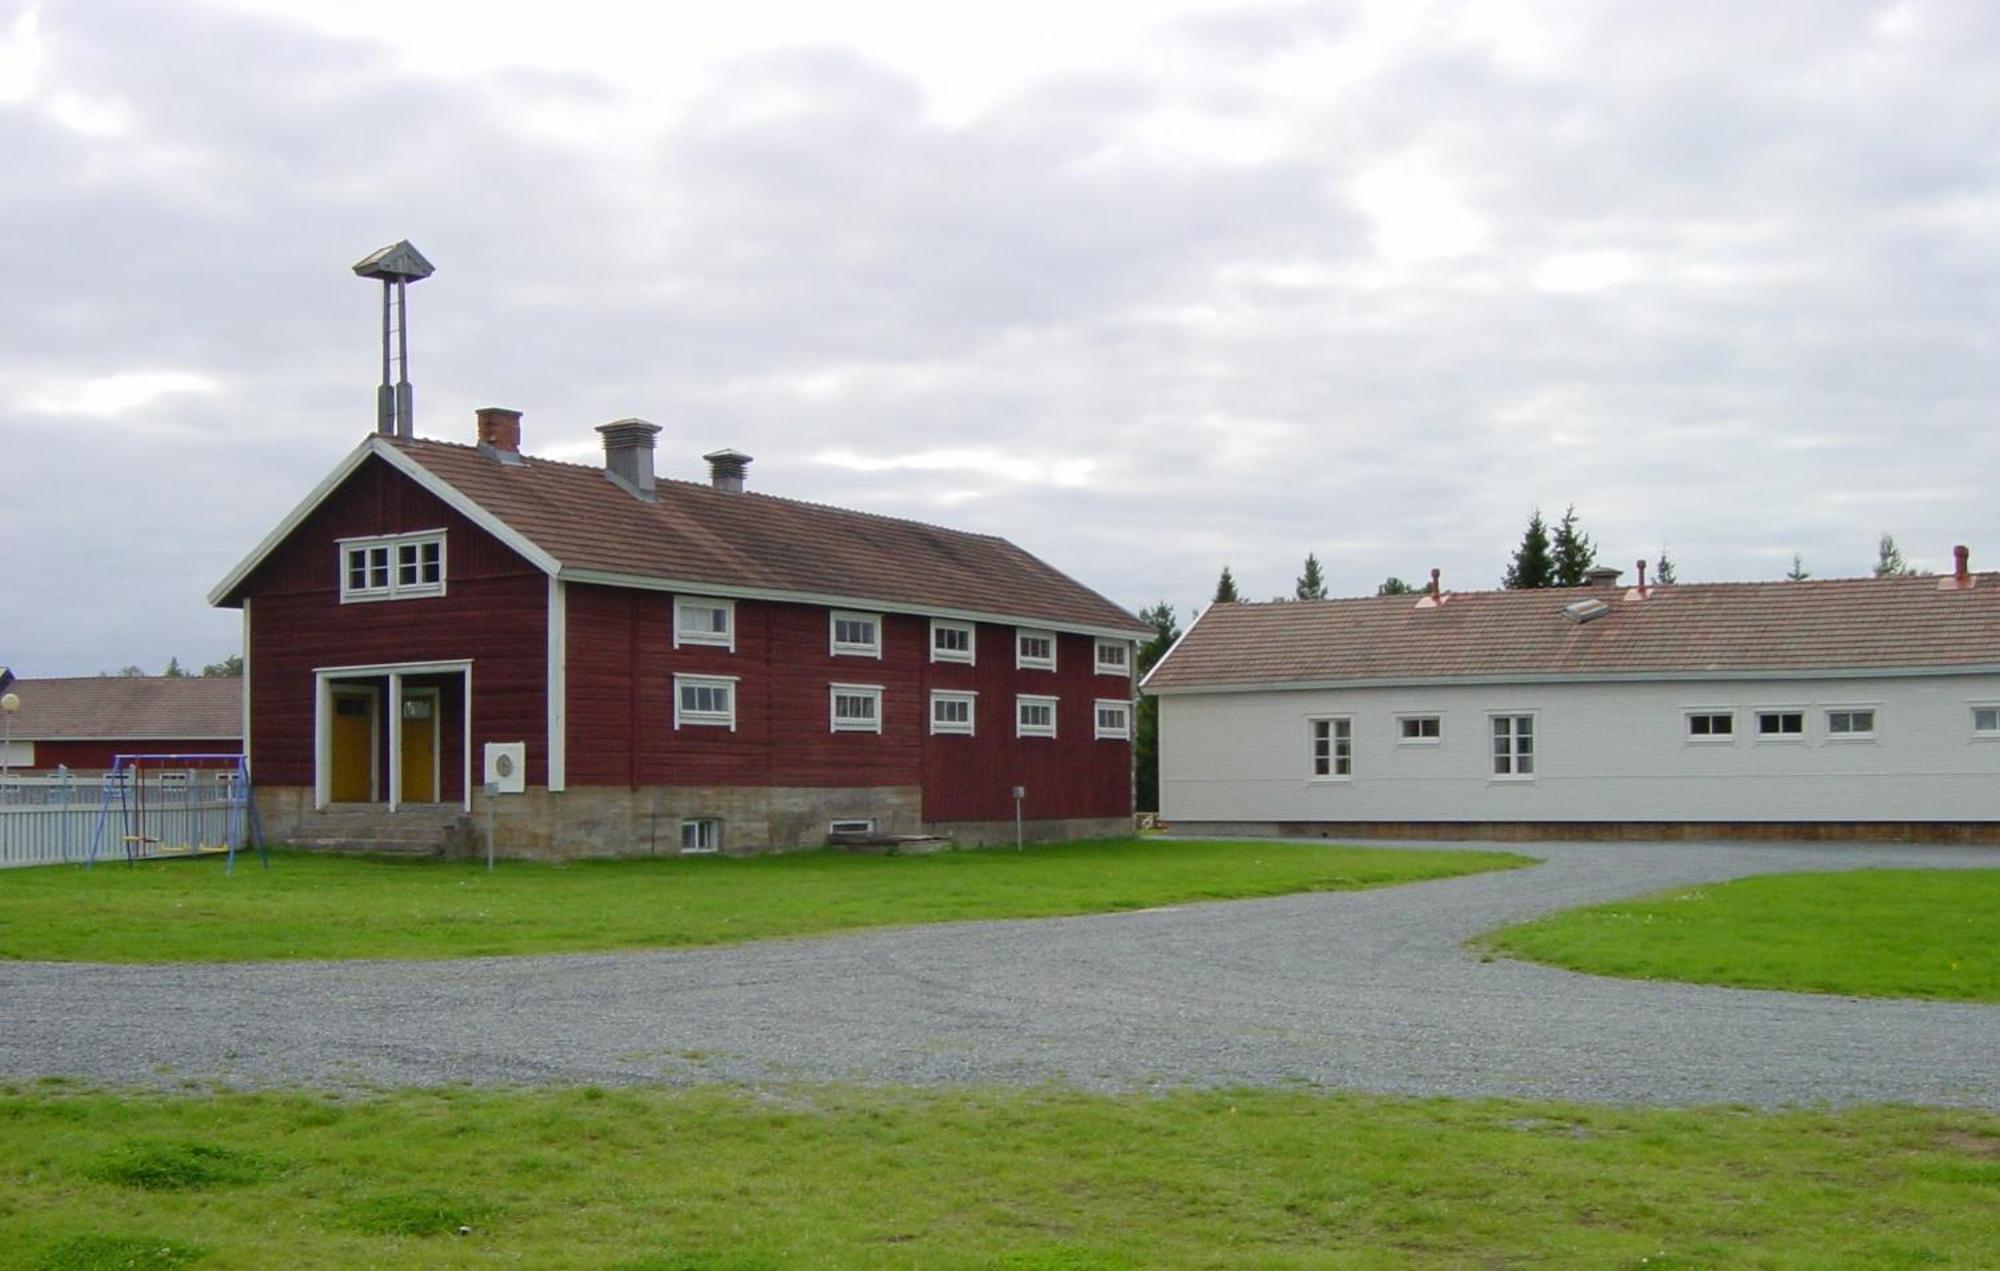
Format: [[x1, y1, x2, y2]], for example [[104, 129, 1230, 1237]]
[[100, 655, 243, 678]]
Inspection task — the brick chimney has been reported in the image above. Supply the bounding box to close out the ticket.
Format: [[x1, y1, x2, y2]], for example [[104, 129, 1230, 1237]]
[[1582, 565, 1622, 587], [475, 407, 523, 463], [703, 448, 753, 493], [1941, 544, 1976, 591], [597, 418, 661, 501]]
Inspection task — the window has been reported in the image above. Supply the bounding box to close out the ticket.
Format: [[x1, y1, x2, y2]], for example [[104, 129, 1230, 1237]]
[[930, 690, 976, 736], [1016, 629, 1056, 670], [1756, 711, 1805, 739], [931, 620, 975, 664], [681, 818, 721, 854], [1017, 695, 1058, 738], [1826, 709, 1875, 738], [1094, 640, 1130, 676], [1687, 712, 1734, 740], [1094, 700, 1131, 740], [830, 684, 884, 733], [674, 597, 735, 650], [829, 610, 882, 658], [339, 531, 445, 602], [1311, 718, 1352, 778], [1398, 716, 1442, 743], [674, 674, 737, 729], [1974, 706, 2000, 737], [829, 819, 876, 837], [1492, 715, 1534, 777]]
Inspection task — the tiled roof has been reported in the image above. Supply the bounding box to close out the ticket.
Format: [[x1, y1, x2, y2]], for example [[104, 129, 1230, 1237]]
[[1143, 574, 2000, 691], [390, 438, 1147, 636], [2, 676, 242, 740]]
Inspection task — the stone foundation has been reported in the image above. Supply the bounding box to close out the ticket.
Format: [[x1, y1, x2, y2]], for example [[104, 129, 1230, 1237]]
[[1165, 819, 2000, 846], [255, 785, 1130, 858]]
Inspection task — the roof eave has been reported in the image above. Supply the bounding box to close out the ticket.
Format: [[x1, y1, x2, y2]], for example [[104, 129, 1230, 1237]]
[[1145, 662, 2000, 695]]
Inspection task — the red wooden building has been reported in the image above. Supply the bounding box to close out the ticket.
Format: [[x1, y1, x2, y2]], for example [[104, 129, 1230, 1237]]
[[209, 409, 1147, 855], [0, 676, 242, 774]]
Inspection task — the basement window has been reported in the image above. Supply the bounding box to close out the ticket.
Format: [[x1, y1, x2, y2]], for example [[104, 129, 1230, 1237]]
[[1016, 630, 1057, 671], [339, 531, 445, 602], [1017, 695, 1058, 738], [1756, 710, 1805, 739], [1826, 709, 1876, 739], [680, 818, 721, 854], [829, 818, 876, 837], [674, 674, 738, 730], [930, 619, 975, 664], [1094, 700, 1131, 740], [674, 597, 736, 651], [830, 684, 884, 733], [930, 690, 976, 736], [1310, 717, 1352, 778]]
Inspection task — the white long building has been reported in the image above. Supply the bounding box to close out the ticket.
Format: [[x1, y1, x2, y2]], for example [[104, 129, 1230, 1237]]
[[1143, 555, 2000, 841]]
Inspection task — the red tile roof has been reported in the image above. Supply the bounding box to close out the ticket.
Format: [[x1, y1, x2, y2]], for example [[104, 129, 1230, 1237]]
[[1143, 574, 2000, 691], [390, 438, 1147, 636], [3, 676, 242, 740]]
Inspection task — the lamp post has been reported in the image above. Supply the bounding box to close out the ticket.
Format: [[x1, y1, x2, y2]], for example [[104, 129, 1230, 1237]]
[[1, 691, 19, 798]]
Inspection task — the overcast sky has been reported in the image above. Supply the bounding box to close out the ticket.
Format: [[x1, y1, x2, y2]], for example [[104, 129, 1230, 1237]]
[[4, 0, 1997, 676]]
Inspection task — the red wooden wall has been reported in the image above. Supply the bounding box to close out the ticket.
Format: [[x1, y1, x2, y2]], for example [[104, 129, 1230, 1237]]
[[234, 455, 548, 794], [565, 584, 1132, 821], [19, 738, 241, 772]]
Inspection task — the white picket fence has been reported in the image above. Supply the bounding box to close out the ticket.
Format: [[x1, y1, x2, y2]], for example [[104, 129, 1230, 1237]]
[[0, 773, 249, 869]]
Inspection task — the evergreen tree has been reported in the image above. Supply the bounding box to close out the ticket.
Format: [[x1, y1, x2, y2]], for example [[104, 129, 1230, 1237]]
[[1786, 552, 1810, 582], [1502, 509, 1555, 590], [1294, 553, 1328, 601], [1874, 533, 1917, 578], [1133, 601, 1182, 814], [163, 657, 187, 678], [202, 654, 244, 677], [1550, 505, 1597, 587], [1376, 576, 1417, 596], [1653, 549, 1678, 585], [1213, 566, 1240, 604]]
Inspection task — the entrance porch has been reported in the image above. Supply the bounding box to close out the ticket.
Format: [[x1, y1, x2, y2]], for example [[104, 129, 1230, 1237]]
[[314, 661, 472, 812]]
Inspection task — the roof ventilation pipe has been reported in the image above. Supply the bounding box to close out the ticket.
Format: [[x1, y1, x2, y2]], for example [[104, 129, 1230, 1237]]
[[1582, 565, 1622, 587], [1941, 544, 1976, 591], [597, 418, 662, 501], [704, 449, 753, 493]]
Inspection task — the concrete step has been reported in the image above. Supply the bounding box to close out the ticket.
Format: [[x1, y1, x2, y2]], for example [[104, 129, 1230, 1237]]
[[281, 804, 471, 855]]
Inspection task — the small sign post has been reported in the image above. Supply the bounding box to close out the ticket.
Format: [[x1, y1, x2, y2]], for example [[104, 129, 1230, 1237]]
[[481, 742, 526, 872], [1012, 785, 1025, 852]]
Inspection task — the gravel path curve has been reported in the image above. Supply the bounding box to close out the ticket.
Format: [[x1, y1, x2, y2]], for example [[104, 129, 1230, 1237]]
[[3, 838, 1996, 1107]]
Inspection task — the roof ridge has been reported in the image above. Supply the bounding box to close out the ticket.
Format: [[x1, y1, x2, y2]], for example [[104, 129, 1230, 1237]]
[[1218, 571, 1977, 609], [394, 436, 1015, 546]]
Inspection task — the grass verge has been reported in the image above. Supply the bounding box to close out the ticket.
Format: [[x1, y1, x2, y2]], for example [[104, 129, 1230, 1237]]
[[2, 1083, 1994, 1268], [1479, 868, 2000, 1001], [0, 838, 1527, 963]]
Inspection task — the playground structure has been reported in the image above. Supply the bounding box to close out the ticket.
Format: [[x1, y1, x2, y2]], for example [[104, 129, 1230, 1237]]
[[83, 753, 263, 872]]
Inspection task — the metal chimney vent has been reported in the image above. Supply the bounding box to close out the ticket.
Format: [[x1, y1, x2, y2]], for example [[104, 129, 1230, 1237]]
[[1562, 598, 1611, 624], [352, 240, 435, 440]]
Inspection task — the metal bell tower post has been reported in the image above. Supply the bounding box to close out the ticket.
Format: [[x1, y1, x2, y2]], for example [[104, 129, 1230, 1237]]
[[351, 240, 435, 439]]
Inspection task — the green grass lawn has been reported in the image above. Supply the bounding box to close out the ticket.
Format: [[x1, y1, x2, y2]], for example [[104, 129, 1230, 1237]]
[[1480, 869, 2000, 1002], [2, 1083, 1994, 1269], [0, 839, 1528, 964]]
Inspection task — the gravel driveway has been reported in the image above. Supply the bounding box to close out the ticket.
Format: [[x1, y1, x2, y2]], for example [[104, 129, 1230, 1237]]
[[3, 838, 1996, 1108]]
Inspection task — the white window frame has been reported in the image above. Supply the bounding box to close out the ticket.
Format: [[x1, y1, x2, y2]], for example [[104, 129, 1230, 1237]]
[[1825, 707, 1877, 740], [1016, 694, 1058, 738], [1685, 711, 1736, 742], [1094, 639, 1131, 676], [1754, 708, 1806, 741], [930, 690, 977, 736], [1309, 716, 1352, 780], [829, 610, 883, 658], [673, 596, 736, 651], [1093, 699, 1132, 740], [829, 818, 876, 837], [1016, 629, 1057, 671], [338, 530, 446, 603], [829, 683, 884, 733], [1491, 714, 1535, 780], [673, 674, 739, 730], [680, 817, 722, 854], [1397, 715, 1442, 745], [930, 619, 976, 665], [1972, 704, 2000, 739]]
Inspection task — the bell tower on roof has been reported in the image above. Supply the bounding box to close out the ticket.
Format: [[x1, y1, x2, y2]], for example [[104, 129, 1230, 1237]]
[[351, 240, 435, 439]]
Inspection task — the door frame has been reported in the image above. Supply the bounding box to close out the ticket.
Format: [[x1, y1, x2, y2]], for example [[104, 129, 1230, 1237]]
[[328, 685, 380, 803], [315, 660, 473, 812]]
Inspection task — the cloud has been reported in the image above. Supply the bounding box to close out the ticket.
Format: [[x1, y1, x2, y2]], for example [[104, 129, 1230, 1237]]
[[20, 370, 220, 420]]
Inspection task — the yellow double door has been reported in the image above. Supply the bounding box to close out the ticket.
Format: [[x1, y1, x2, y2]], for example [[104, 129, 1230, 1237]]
[[330, 688, 437, 803]]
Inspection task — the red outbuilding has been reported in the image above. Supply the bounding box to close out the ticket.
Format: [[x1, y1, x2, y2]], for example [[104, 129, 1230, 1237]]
[[209, 410, 1146, 855], [0, 675, 242, 775]]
